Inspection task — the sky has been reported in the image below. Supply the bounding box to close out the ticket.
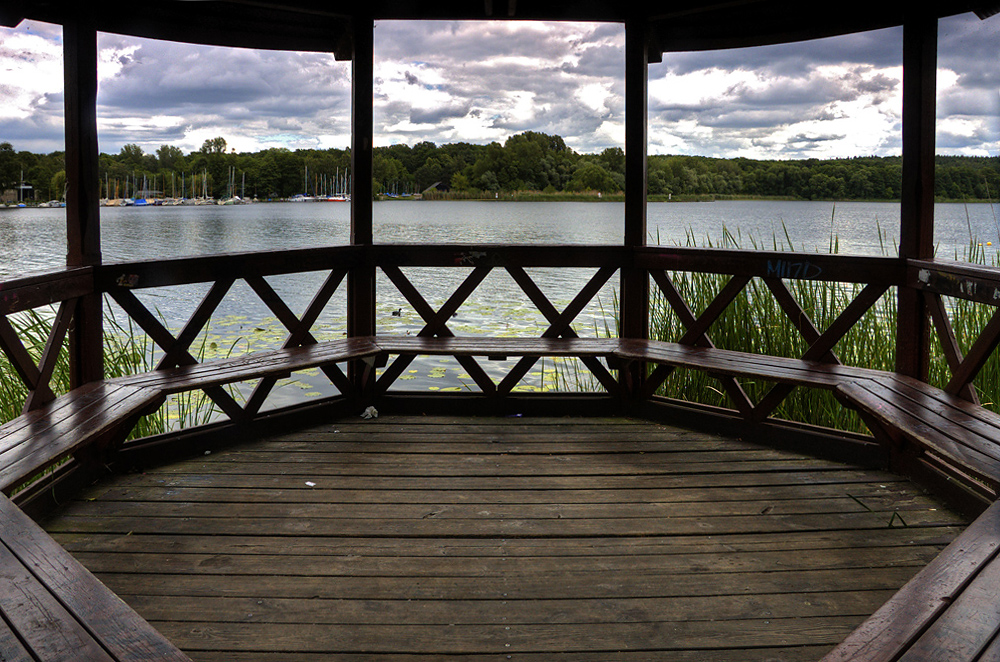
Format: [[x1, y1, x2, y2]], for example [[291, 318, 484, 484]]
[[0, 12, 998, 160]]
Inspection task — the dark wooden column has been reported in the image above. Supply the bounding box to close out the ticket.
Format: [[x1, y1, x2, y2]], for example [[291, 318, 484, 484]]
[[620, 15, 650, 395], [896, 13, 937, 380], [348, 14, 376, 389], [63, 10, 104, 386]]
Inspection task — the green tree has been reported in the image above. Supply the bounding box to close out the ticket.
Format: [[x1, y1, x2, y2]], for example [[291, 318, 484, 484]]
[[451, 172, 470, 192], [566, 162, 619, 193], [478, 170, 499, 192], [156, 144, 186, 172], [119, 144, 146, 170], [0, 142, 18, 193], [598, 147, 625, 176], [201, 137, 228, 155], [373, 152, 408, 195], [49, 171, 66, 200]]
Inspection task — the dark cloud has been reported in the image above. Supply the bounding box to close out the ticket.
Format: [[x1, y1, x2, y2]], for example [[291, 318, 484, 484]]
[[1, 13, 998, 157], [939, 89, 1000, 118], [97, 36, 349, 115], [701, 109, 821, 130], [0, 117, 64, 153], [935, 13, 1000, 154], [562, 42, 624, 78], [410, 102, 473, 125], [660, 27, 902, 79]]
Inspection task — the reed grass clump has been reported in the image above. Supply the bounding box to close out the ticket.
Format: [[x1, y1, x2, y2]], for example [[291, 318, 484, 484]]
[[0, 301, 239, 436], [645, 228, 895, 434], [639, 226, 1000, 434]]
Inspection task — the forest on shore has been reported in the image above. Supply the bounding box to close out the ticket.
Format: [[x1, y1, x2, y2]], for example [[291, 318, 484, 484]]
[[2, 132, 998, 203]]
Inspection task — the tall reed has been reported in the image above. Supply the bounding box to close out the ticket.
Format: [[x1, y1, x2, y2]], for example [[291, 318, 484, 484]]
[[595, 222, 1000, 434], [1, 302, 238, 436], [648, 264, 896, 434]]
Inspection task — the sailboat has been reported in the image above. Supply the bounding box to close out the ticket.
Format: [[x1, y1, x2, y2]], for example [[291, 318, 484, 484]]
[[218, 166, 246, 205], [290, 165, 316, 202], [195, 169, 214, 204]]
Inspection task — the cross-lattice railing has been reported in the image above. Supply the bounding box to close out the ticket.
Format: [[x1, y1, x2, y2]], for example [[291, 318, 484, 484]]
[[3, 244, 1000, 435]]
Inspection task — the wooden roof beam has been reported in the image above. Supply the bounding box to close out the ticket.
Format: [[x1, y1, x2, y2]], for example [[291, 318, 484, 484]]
[[974, 2, 1000, 17], [649, 2, 997, 54]]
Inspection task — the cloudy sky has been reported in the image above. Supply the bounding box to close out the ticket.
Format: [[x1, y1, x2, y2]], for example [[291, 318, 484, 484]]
[[0, 12, 998, 159]]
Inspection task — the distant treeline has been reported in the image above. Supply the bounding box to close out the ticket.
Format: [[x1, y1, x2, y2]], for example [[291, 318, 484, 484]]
[[1, 133, 998, 202]]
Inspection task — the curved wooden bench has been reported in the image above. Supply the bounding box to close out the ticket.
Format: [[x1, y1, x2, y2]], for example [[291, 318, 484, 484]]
[[613, 339, 1000, 498], [2, 334, 1000, 660], [0, 382, 161, 496], [821, 499, 1000, 661], [0, 492, 190, 661], [840, 373, 1000, 498]]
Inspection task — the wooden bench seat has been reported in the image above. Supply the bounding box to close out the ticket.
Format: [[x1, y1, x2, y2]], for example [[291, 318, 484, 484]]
[[615, 337, 871, 388], [7, 334, 991, 498], [4, 334, 999, 502], [609, 339, 1000, 495], [0, 493, 191, 662], [839, 374, 1000, 492], [3, 334, 1000, 662], [0, 382, 161, 495], [374, 335, 622, 360], [822, 499, 1000, 661], [109, 336, 382, 395]]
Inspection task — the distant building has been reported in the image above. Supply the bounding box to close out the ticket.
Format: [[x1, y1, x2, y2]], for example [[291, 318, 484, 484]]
[[1, 183, 33, 204]]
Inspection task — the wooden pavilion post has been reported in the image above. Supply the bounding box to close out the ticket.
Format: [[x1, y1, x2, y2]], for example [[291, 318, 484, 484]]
[[620, 15, 650, 397], [63, 9, 104, 387], [348, 13, 376, 392], [896, 13, 937, 380]]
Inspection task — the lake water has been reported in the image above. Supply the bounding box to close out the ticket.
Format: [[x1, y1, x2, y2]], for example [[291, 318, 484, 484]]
[[3, 199, 999, 277], [2, 200, 998, 408]]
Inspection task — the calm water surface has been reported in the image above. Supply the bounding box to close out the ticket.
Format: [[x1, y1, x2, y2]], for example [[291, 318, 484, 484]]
[[4, 200, 999, 276], [2, 200, 998, 403]]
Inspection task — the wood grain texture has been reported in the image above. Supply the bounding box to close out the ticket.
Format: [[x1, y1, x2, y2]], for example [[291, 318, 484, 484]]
[[822, 500, 1000, 662], [0, 493, 191, 661], [44, 415, 964, 660]]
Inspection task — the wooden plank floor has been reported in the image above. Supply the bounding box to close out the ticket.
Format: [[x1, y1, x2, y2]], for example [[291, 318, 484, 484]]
[[41, 415, 967, 661]]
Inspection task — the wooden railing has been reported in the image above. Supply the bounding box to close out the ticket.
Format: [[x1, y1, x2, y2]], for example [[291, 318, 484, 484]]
[[369, 245, 625, 396], [909, 259, 1000, 404], [637, 248, 904, 423], [0, 267, 94, 414], [98, 246, 361, 423], [3, 244, 1000, 435]]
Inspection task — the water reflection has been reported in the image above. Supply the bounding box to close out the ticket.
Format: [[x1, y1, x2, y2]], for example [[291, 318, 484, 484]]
[[0, 208, 67, 278], [374, 200, 621, 244]]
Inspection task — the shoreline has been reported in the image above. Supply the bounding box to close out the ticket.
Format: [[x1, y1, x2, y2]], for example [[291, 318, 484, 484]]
[[4, 195, 996, 209]]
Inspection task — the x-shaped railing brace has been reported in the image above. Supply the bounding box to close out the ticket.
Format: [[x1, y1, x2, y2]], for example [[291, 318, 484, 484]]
[[376, 264, 619, 396], [110, 268, 353, 424], [0, 299, 75, 413], [646, 270, 888, 423]]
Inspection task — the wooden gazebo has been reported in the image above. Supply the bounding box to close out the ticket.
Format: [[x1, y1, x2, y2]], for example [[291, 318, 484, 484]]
[[2, 2, 1000, 660]]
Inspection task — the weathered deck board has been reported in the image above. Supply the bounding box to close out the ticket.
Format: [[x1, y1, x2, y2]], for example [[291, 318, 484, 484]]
[[43, 415, 965, 661]]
